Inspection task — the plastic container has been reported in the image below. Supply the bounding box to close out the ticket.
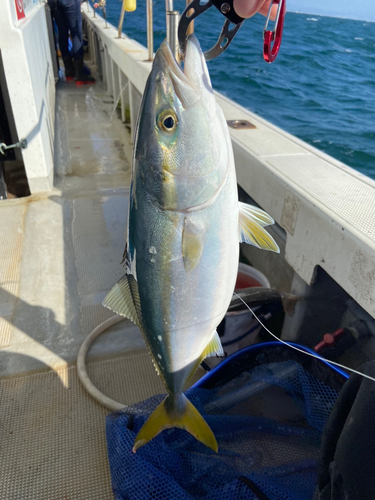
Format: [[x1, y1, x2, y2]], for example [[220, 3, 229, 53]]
[[235, 262, 270, 290], [205, 263, 270, 368]]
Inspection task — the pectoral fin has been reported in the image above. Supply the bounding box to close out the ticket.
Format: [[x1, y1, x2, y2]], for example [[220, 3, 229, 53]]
[[239, 202, 280, 253], [102, 273, 143, 331], [182, 217, 206, 274]]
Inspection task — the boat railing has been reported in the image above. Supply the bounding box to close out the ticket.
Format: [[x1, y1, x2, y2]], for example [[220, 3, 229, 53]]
[[82, 7, 375, 332]]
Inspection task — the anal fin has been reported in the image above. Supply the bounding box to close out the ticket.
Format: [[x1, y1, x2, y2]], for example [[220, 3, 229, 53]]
[[202, 331, 224, 358]]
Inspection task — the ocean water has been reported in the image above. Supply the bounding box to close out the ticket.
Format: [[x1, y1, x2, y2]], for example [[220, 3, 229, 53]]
[[104, 2, 375, 179]]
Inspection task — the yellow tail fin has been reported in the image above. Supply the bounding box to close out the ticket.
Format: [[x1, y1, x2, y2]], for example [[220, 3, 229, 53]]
[[133, 394, 218, 453]]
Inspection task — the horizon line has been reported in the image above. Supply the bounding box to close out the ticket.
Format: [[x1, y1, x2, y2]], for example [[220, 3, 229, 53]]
[[287, 10, 375, 23]]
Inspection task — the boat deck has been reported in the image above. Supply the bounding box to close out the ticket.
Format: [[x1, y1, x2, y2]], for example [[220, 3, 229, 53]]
[[0, 80, 140, 378], [0, 78, 202, 499]]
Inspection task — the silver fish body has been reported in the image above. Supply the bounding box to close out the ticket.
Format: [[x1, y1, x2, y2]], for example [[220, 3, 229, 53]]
[[128, 44, 239, 396], [104, 35, 279, 452]]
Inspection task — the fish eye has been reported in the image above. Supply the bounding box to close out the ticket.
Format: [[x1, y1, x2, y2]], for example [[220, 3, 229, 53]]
[[158, 110, 178, 133], [163, 116, 174, 129]]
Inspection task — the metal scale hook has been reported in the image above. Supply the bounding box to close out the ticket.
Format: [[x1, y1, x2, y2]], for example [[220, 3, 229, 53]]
[[178, 0, 286, 63], [178, 0, 244, 61]]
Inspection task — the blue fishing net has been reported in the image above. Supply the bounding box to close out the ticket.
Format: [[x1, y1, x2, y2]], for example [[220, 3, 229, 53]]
[[106, 344, 347, 500]]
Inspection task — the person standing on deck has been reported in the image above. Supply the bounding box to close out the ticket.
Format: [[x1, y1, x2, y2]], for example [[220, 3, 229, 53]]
[[48, 0, 95, 84]]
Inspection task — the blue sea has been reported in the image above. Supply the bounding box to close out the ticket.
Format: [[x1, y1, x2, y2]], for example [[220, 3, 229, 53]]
[[104, 2, 375, 179]]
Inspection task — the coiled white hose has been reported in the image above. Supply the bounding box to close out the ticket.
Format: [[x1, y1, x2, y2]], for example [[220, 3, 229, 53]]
[[77, 315, 126, 411]]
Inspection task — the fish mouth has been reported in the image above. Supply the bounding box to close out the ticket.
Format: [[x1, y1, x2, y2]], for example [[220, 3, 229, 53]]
[[156, 35, 213, 98], [159, 41, 194, 89]]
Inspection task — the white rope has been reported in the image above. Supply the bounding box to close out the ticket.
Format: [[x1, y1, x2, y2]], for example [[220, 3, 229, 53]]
[[234, 292, 375, 384]]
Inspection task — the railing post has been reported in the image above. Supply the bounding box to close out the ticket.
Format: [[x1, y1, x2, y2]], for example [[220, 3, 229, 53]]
[[165, 0, 180, 61], [117, 4, 125, 38], [104, 46, 113, 95], [146, 0, 153, 61], [111, 60, 120, 105]]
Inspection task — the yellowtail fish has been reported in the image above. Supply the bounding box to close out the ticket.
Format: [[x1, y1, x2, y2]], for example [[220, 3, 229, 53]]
[[103, 34, 279, 452]]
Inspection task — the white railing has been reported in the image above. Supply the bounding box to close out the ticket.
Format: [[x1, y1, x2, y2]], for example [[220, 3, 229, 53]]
[[82, 8, 375, 324]]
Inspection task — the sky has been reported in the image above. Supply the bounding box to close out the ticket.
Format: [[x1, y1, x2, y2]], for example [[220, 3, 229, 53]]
[[287, 0, 375, 22]]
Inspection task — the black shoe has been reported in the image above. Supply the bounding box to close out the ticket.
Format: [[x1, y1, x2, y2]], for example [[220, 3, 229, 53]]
[[74, 59, 95, 85], [63, 56, 75, 80]]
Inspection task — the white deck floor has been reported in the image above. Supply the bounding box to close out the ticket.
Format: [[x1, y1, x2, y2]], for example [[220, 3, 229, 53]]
[[0, 77, 203, 499], [0, 80, 144, 379]]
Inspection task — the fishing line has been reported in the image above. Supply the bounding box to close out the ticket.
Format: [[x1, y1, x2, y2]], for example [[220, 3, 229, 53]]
[[233, 292, 375, 384], [110, 82, 129, 123]]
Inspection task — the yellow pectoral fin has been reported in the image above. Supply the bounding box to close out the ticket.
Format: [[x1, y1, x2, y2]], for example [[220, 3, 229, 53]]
[[239, 202, 280, 253], [133, 394, 218, 453], [182, 217, 206, 274], [239, 202, 275, 227]]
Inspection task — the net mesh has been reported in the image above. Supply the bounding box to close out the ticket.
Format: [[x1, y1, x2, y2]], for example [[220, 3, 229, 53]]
[[106, 353, 344, 500]]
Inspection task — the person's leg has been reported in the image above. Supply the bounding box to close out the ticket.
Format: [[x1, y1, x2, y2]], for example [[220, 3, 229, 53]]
[[52, 0, 74, 77], [61, 0, 83, 60], [61, 0, 94, 83], [315, 361, 375, 500]]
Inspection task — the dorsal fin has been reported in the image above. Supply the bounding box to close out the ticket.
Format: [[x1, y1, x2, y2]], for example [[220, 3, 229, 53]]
[[238, 201, 280, 253], [102, 274, 143, 331]]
